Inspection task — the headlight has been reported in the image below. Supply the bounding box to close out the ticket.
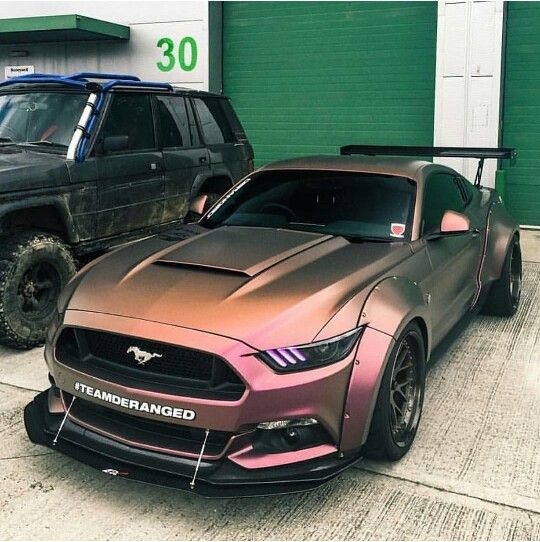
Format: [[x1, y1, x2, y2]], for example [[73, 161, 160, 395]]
[[257, 327, 364, 372]]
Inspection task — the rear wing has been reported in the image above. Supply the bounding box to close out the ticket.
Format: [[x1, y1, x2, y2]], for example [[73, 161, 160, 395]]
[[340, 145, 517, 186]]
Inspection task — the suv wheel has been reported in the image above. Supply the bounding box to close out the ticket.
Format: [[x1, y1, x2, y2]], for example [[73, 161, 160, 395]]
[[363, 322, 426, 461], [0, 231, 76, 349]]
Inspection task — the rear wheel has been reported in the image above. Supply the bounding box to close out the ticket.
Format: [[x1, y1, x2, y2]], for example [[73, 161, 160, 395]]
[[363, 322, 425, 461], [482, 236, 522, 316], [0, 231, 76, 349]]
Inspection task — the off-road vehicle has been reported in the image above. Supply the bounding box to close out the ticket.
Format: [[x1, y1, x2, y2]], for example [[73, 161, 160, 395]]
[[0, 72, 253, 349]]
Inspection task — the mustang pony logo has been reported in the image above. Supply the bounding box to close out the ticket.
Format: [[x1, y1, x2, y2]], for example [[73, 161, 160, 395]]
[[127, 346, 162, 366]]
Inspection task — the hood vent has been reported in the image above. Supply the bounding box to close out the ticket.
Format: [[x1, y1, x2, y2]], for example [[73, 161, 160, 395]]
[[154, 259, 252, 277]]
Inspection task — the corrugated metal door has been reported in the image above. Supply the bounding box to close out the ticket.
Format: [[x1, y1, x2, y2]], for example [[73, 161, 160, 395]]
[[503, 2, 540, 225], [223, 1, 437, 166]]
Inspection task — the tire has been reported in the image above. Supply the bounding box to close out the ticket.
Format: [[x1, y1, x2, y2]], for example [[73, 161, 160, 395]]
[[363, 322, 426, 461], [0, 231, 76, 350], [185, 192, 222, 223], [482, 236, 522, 317]]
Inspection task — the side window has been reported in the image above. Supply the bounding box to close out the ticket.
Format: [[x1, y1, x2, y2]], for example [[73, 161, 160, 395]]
[[193, 97, 236, 144], [155, 95, 191, 148], [185, 99, 201, 146], [101, 93, 155, 152], [221, 99, 247, 140], [422, 173, 466, 234]]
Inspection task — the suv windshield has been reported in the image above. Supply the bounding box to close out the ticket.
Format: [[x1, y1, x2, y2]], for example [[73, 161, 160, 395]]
[[0, 91, 88, 149], [202, 170, 416, 241]]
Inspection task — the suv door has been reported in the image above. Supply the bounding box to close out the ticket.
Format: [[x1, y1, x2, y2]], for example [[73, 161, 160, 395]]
[[95, 92, 165, 238], [192, 96, 253, 182], [154, 94, 210, 223], [421, 172, 482, 344]]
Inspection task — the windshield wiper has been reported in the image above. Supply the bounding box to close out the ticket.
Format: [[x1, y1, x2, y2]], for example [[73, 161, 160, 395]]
[[23, 140, 67, 148], [342, 235, 392, 243]]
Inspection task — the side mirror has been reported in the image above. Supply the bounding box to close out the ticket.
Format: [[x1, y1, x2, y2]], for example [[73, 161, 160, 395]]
[[187, 194, 208, 221], [102, 135, 129, 154], [440, 210, 470, 234]]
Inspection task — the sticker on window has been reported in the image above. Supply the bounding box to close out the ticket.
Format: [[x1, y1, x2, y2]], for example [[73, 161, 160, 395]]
[[390, 223, 406, 238]]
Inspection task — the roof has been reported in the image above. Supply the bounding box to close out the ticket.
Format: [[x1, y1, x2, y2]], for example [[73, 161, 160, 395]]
[[260, 155, 444, 181], [0, 72, 226, 98], [0, 15, 129, 44]]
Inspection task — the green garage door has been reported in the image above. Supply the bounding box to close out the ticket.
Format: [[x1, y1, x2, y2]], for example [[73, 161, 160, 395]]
[[223, 1, 437, 166], [503, 3, 540, 226]]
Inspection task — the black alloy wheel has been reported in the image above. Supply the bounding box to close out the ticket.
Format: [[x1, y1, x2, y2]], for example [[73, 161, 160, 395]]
[[389, 333, 423, 448], [17, 261, 61, 321], [0, 231, 76, 349], [364, 321, 426, 461]]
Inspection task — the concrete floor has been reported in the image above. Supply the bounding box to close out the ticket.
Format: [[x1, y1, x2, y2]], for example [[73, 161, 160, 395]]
[[0, 231, 539, 540]]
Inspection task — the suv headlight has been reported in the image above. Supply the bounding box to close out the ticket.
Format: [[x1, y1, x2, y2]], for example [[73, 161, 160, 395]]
[[257, 327, 364, 372]]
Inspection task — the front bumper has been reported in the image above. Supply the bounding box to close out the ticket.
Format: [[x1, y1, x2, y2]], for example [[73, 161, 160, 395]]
[[25, 389, 361, 497]]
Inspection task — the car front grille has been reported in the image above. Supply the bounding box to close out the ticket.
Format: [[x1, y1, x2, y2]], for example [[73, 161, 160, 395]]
[[56, 328, 245, 401], [65, 394, 232, 457]]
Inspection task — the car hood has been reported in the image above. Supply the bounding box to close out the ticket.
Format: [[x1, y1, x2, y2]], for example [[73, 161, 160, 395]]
[[67, 225, 411, 350], [0, 146, 68, 193]]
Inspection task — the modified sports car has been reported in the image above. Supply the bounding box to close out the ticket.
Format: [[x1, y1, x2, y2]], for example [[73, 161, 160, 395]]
[[24, 146, 521, 497]]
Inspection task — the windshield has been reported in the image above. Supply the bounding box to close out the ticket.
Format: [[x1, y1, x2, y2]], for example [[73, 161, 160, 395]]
[[202, 170, 416, 241], [0, 91, 88, 149]]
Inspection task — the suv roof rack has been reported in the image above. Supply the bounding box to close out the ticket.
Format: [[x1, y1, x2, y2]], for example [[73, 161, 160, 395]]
[[339, 145, 517, 186], [0, 72, 172, 92]]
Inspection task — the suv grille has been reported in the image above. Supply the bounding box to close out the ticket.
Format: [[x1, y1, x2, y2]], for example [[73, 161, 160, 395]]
[[56, 328, 245, 401], [66, 394, 232, 457]]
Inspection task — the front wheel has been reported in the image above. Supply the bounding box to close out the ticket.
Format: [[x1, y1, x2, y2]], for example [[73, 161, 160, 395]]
[[482, 236, 522, 317], [363, 322, 426, 461], [0, 231, 76, 349]]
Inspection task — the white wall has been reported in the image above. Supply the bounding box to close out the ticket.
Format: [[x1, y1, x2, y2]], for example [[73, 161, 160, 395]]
[[0, 1, 210, 89], [434, 1, 504, 187]]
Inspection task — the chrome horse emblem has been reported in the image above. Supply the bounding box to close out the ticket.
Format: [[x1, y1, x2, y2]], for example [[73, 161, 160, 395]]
[[127, 346, 162, 366]]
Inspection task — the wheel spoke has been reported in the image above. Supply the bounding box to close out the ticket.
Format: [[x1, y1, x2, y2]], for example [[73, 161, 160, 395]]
[[35, 280, 53, 291], [30, 265, 40, 281], [395, 387, 408, 401], [395, 347, 408, 371], [391, 395, 404, 415], [396, 378, 413, 390], [396, 362, 413, 374]]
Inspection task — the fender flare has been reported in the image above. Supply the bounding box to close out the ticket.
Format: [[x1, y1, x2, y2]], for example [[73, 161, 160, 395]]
[[189, 171, 233, 201], [359, 276, 431, 357], [0, 196, 78, 243], [480, 200, 520, 286], [339, 276, 431, 452]]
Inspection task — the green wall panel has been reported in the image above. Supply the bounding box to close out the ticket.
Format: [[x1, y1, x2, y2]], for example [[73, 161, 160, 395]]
[[503, 2, 540, 225], [223, 1, 437, 167]]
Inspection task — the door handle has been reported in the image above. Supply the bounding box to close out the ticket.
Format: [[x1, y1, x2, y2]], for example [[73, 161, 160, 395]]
[[149, 162, 162, 171], [471, 228, 481, 237], [199, 156, 208, 165]]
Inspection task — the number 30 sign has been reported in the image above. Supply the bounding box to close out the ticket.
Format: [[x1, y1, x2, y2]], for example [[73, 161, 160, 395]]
[[157, 37, 198, 72]]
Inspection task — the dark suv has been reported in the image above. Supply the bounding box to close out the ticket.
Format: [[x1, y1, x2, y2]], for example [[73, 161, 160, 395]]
[[0, 72, 253, 349]]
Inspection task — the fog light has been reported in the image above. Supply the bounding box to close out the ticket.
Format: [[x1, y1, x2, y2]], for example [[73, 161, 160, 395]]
[[257, 418, 318, 430], [253, 418, 328, 454]]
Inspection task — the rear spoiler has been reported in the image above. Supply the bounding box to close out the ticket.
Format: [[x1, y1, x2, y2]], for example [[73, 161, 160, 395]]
[[339, 145, 517, 186]]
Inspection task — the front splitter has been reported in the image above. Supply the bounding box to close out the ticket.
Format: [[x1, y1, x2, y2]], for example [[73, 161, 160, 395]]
[[24, 390, 361, 498]]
